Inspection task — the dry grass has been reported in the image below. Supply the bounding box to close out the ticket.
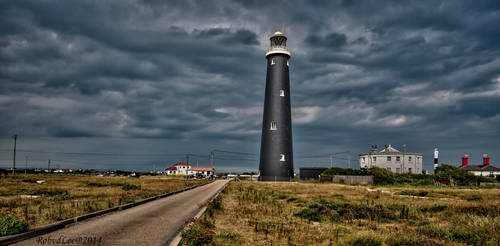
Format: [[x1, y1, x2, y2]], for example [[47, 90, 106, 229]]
[[0, 173, 209, 229], [207, 181, 500, 245]]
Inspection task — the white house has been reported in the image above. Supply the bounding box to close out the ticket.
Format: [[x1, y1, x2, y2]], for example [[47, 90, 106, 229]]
[[359, 144, 423, 174], [459, 154, 500, 177], [165, 161, 191, 175], [187, 167, 215, 177]]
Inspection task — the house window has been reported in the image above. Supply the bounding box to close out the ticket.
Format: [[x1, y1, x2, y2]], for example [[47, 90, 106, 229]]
[[396, 156, 400, 161], [396, 168, 401, 173], [280, 89, 285, 97], [386, 167, 391, 171], [271, 58, 275, 65], [270, 121, 277, 130], [362, 157, 365, 163], [408, 156, 412, 162], [387, 156, 391, 162], [409, 168, 412, 173], [373, 157, 376, 162], [280, 154, 285, 162]]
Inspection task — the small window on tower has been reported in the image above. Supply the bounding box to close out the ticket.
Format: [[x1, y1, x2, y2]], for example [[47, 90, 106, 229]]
[[287, 60, 289, 66], [280, 154, 285, 162], [270, 121, 277, 130], [280, 89, 285, 97], [271, 58, 275, 65]]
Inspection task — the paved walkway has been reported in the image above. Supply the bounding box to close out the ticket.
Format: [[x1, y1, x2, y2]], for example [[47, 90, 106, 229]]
[[15, 180, 229, 246]]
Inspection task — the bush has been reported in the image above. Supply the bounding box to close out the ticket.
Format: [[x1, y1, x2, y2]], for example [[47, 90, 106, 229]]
[[466, 195, 483, 201], [0, 210, 30, 236], [395, 190, 428, 197], [180, 217, 215, 246], [295, 199, 397, 222], [121, 183, 141, 191], [350, 235, 383, 246], [419, 205, 447, 212]]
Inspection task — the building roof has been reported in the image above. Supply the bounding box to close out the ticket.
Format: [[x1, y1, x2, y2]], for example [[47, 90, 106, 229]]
[[379, 144, 400, 153], [460, 164, 500, 172], [189, 167, 214, 172], [174, 161, 189, 166], [165, 166, 177, 170]]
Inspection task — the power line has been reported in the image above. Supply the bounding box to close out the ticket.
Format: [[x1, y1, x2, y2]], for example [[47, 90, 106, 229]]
[[0, 149, 187, 157], [213, 149, 256, 156]]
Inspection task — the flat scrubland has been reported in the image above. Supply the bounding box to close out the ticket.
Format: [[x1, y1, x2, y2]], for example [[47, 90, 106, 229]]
[[0, 174, 209, 231], [204, 181, 500, 246]]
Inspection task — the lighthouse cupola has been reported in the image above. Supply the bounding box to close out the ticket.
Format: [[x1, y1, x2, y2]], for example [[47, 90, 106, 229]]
[[266, 31, 291, 57]]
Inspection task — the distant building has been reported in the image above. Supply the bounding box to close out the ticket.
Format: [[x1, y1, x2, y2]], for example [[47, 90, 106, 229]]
[[188, 167, 214, 177], [165, 161, 191, 175], [299, 167, 327, 180], [164, 161, 214, 177], [459, 154, 500, 177], [359, 144, 423, 174]]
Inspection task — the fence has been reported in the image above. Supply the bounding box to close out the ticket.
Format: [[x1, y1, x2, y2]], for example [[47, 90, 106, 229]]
[[320, 175, 374, 185]]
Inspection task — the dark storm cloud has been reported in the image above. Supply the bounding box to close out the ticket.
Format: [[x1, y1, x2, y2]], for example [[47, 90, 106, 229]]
[[0, 0, 499, 171]]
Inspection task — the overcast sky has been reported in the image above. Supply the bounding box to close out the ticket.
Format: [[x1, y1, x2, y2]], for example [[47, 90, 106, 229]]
[[1, 0, 499, 172]]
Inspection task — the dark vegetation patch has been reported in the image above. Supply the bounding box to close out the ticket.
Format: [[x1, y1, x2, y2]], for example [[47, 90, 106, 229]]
[[295, 199, 398, 222], [395, 190, 428, 196], [322, 165, 496, 186]]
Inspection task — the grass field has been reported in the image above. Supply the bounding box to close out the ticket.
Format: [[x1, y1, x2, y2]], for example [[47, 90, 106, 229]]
[[202, 181, 500, 246], [0, 173, 209, 234]]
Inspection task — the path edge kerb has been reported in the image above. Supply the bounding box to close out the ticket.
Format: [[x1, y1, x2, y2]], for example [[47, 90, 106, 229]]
[[0, 181, 213, 246], [168, 179, 232, 246]]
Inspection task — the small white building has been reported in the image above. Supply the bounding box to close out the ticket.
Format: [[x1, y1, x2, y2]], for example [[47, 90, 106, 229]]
[[459, 154, 500, 177], [165, 161, 191, 175], [165, 162, 214, 177], [359, 144, 423, 174], [188, 167, 214, 177]]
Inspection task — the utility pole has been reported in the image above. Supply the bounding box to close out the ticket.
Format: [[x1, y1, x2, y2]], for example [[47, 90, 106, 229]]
[[25, 156, 28, 174], [210, 149, 214, 170], [48, 159, 51, 173], [12, 134, 17, 174], [329, 155, 333, 168], [186, 154, 190, 165], [196, 160, 199, 168], [348, 151, 351, 169]]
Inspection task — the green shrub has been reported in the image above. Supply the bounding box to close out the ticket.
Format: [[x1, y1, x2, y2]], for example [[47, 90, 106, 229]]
[[447, 230, 484, 245], [0, 210, 30, 236], [350, 235, 382, 246], [295, 199, 397, 222], [466, 195, 483, 201], [121, 183, 141, 191], [419, 205, 447, 212], [415, 225, 447, 239], [180, 217, 215, 246]]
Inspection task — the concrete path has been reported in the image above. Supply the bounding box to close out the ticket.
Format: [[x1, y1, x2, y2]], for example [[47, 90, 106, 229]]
[[14, 180, 229, 246]]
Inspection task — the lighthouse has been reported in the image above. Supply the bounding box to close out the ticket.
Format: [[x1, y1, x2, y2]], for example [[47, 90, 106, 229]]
[[434, 148, 439, 171], [259, 31, 294, 181]]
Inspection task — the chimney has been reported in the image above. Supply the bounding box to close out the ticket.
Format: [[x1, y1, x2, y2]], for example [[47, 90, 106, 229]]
[[483, 154, 490, 166], [403, 144, 407, 153], [462, 155, 469, 166], [371, 145, 378, 153]]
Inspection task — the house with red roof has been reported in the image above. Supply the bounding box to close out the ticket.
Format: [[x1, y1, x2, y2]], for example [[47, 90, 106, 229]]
[[459, 154, 500, 177], [188, 167, 215, 177], [164, 161, 214, 177], [165, 161, 191, 175]]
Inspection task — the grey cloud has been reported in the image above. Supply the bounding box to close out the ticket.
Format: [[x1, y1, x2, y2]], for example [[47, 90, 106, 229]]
[[0, 0, 499, 172]]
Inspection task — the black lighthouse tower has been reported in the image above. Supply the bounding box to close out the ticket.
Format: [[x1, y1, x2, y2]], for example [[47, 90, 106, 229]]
[[259, 31, 294, 181]]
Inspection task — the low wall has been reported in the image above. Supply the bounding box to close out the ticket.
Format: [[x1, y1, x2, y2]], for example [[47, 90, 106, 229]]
[[320, 175, 373, 185]]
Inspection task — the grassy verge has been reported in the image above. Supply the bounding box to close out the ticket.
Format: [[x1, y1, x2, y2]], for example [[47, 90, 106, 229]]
[[207, 181, 500, 245], [0, 173, 209, 236]]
